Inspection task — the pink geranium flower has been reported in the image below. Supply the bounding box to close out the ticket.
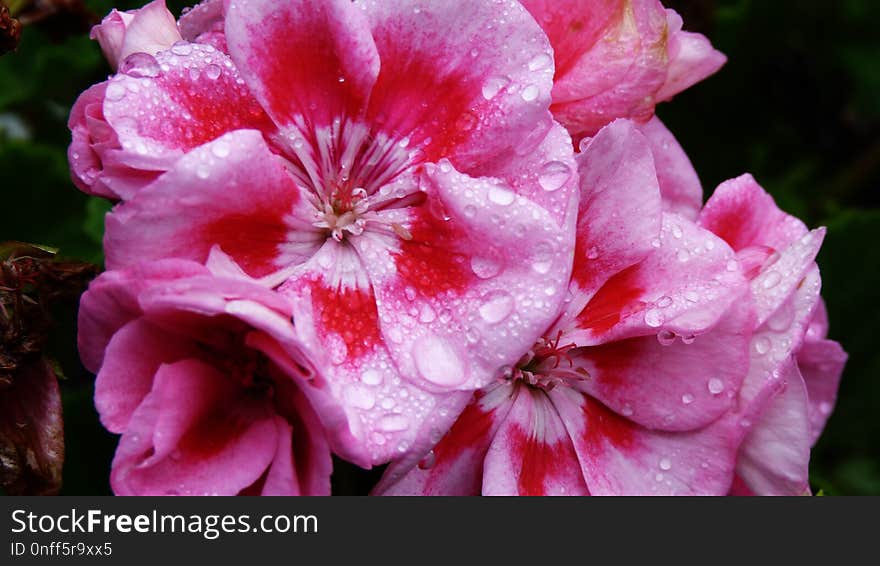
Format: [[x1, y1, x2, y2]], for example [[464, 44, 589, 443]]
[[78, 259, 339, 495], [92, 0, 579, 466], [699, 175, 847, 495], [520, 0, 726, 139], [521, 0, 727, 222], [90, 0, 183, 71], [376, 120, 757, 495]]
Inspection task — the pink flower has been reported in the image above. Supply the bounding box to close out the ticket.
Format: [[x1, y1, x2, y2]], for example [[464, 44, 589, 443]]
[[519, 1, 726, 223], [376, 120, 757, 495], [90, 0, 183, 71], [78, 259, 339, 495], [520, 0, 727, 140], [92, 0, 579, 466], [698, 175, 847, 495]]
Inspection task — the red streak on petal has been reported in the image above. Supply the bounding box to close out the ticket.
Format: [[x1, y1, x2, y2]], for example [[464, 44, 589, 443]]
[[581, 338, 640, 392], [581, 396, 637, 458], [393, 208, 474, 297], [576, 265, 645, 335], [176, 405, 250, 460], [309, 280, 381, 360], [199, 209, 292, 279], [249, 11, 366, 126], [142, 68, 272, 150], [368, 43, 478, 162], [509, 424, 579, 496], [432, 396, 495, 464], [705, 200, 755, 252]]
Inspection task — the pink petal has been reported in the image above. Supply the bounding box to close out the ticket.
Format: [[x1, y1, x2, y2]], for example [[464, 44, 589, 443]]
[[637, 116, 703, 220], [571, 297, 753, 432], [111, 359, 278, 496], [376, 385, 515, 496], [77, 260, 209, 372], [279, 252, 471, 466], [178, 0, 227, 52], [545, 0, 670, 138], [798, 301, 847, 445], [734, 361, 812, 496], [361, 161, 574, 394], [568, 213, 748, 345], [700, 174, 809, 253], [225, 0, 379, 128], [94, 319, 196, 434], [655, 10, 727, 102], [362, 0, 555, 169], [104, 43, 273, 172], [552, 388, 739, 495], [105, 131, 314, 279], [570, 119, 662, 299], [91, 1, 182, 70], [798, 339, 846, 446], [483, 385, 589, 496]]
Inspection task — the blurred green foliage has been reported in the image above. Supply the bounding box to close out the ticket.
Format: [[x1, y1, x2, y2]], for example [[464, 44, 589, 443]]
[[0, 0, 877, 494]]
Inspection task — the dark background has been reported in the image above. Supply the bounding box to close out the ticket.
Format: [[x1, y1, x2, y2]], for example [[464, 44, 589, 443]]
[[0, 0, 877, 495]]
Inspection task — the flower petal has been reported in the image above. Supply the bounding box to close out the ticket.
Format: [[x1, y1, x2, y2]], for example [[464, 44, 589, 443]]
[[105, 131, 317, 279], [571, 295, 753, 431], [111, 358, 278, 495], [225, 0, 379, 128], [483, 385, 589, 496], [361, 0, 555, 169], [104, 42, 274, 173], [570, 119, 662, 299], [376, 384, 515, 496], [568, 213, 748, 345], [734, 361, 812, 496], [655, 9, 727, 101], [361, 161, 574, 394], [637, 116, 703, 220], [552, 387, 739, 495]]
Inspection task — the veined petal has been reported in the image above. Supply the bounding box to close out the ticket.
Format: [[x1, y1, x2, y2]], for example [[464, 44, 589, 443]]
[[483, 386, 589, 496], [111, 359, 278, 496], [104, 43, 273, 171], [376, 384, 515, 496], [360, 0, 555, 170], [105, 131, 319, 279], [637, 116, 703, 220], [552, 387, 739, 495], [225, 0, 379, 128]]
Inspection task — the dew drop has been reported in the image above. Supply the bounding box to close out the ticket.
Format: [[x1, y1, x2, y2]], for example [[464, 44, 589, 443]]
[[205, 64, 222, 80], [528, 53, 552, 71], [657, 330, 676, 346], [413, 335, 466, 387], [681, 394, 694, 405], [659, 458, 672, 471], [470, 256, 501, 279], [344, 384, 376, 410], [482, 75, 510, 99], [538, 161, 571, 192], [754, 336, 771, 355], [361, 369, 383, 386], [645, 308, 664, 328], [488, 185, 515, 206], [708, 378, 724, 395], [762, 271, 782, 289], [120, 52, 161, 78], [171, 41, 193, 56], [478, 291, 515, 324], [520, 84, 540, 102], [378, 415, 409, 432]]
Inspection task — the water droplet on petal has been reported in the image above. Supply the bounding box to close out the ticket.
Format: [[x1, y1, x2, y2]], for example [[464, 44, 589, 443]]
[[708, 378, 724, 395], [344, 384, 376, 410], [205, 64, 222, 80], [645, 308, 664, 328], [120, 52, 161, 78], [681, 394, 694, 405], [488, 185, 515, 206], [659, 458, 672, 471], [482, 75, 510, 99], [378, 415, 409, 432], [657, 330, 676, 346], [413, 335, 466, 387], [520, 84, 540, 102], [528, 53, 552, 71], [471, 256, 501, 279], [361, 369, 383, 386], [479, 291, 515, 324], [538, 161, 571, 192], [171, 41, 192, 56]]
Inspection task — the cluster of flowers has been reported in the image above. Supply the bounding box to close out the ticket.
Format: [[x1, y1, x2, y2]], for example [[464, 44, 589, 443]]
[[68, 0, 847, 495]]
